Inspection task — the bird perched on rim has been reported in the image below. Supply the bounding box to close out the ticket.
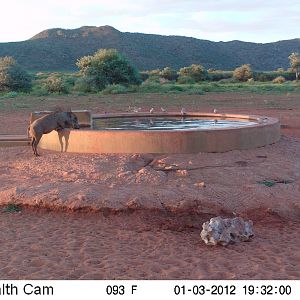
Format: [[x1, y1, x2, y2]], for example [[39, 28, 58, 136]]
[[181, 107, 187, 116], [161, 107, 167, 112], [213, 108, 217, 114], [150, 108, 154, 113]]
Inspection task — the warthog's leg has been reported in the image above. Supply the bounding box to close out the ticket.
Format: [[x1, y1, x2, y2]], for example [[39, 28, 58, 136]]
[[31, 137, 36, 156], [33, 135, 42, 156]]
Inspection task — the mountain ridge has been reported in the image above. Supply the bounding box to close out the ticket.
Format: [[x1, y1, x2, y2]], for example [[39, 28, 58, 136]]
[[0, 25, 299, 71]]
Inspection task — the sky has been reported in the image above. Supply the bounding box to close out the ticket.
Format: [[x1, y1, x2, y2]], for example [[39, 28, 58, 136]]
[[0, 0, 299, 43]]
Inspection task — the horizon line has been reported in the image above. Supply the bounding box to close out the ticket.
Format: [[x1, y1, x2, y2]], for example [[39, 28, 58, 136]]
[[1, 25, 300, 45]]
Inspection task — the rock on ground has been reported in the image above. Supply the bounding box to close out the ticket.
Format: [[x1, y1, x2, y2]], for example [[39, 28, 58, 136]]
[[200, 216, 254, 246]]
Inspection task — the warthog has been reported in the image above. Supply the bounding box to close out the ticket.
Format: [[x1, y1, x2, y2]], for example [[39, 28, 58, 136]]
[[28, 111, 80, 156]]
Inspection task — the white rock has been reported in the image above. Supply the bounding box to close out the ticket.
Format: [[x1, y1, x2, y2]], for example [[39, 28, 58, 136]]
[[200, 216, 254, 246]]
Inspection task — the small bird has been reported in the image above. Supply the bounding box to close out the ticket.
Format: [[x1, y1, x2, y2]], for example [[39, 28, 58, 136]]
[[161, 107, 167, 112], [150, 108, 154, 113], [213, 108, 217, 114], [133, 107, 142, 113], [181, 107, 187, 116]]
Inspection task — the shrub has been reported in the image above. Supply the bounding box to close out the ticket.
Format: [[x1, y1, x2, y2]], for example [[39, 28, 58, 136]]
[[2, 91, 18, 98], [2, 203, 21, 213], [101, 84, 136, 95], [272, 76, 286, 84], [208, 71, 233, 81], [63, 75, 76, 87], [218, 78, 239, 84], [167, 84, 185, 92], [177, 76, 195, 84], [186, 87, 205, 95], [76, 91, 87, 96], [179, 64, 208, 82], [139, 82, 162, 93], [0, 56, 32, 92], [73, 77, 97, 93], [253, 71, 294, 82], [30, 84, 49, 96], [44, 76, 68, 93], [139, 72, 150, 81], [76, 49, 141, 91], [159, 67, 178, 81], [233, 64, 252, 82], [142, 75, 161, 84], [253, 72, 269, 82]]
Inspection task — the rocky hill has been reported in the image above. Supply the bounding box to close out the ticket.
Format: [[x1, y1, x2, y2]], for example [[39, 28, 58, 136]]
[[0, 25, 299, 71]]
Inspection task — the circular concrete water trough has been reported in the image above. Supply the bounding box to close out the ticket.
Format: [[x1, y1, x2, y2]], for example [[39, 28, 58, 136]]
[[38, 112, 280, 154]]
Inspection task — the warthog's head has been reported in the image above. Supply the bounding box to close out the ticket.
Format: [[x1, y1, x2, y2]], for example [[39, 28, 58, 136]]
[[67, 112, 80, 129]]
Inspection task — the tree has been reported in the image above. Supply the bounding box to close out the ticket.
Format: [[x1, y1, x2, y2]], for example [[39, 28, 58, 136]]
[[233, 64, 252, 82], [0, 56, 32, 92], [76, 49, 141, 91], [288, 52, 300, 80], [179, 64, 208, 82]]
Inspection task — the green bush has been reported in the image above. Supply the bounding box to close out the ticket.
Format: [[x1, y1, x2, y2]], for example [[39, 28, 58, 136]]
[[73, 77, 97, 93], [177, 76, 196, 84], [208, 71, 233, 81], [139, 72, 150, 81], [2, 203, 21, 213], [138, 82, 162, 93], [167, 84, 185, 92], [101, 84, 137, 95], [63, 75, 76, 87], [75, 92, 86, 96], [143, 75, 161, 84], [186, 86, 205, 95], [76, 49, 141, 91], [253, 71, 294, 82], [218, 78, 239, 84], [30, 85, 49, 96], [2, 91, 18, 98], [0, 56, 32, 92]]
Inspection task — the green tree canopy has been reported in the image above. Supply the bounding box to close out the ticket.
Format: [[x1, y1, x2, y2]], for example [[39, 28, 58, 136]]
[[0, 56, 32, 92], [178, 64, 208, 82], [288, 52, 300, 80], [76, 49, 141, 91]]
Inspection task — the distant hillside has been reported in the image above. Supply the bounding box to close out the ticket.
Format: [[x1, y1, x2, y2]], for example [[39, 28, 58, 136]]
[[0, 25, 300, 71]]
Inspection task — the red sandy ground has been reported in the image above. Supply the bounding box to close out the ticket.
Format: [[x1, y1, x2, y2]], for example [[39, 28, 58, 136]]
[[0, 94, 299, 280]]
